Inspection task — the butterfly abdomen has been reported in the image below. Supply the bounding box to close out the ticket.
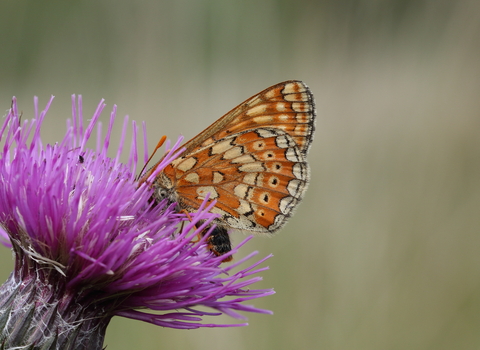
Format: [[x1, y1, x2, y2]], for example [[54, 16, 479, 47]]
[[203, 226, 233, 262]]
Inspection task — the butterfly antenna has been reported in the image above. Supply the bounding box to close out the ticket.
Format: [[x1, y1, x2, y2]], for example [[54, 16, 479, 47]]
[[136, 135, 167, 181]]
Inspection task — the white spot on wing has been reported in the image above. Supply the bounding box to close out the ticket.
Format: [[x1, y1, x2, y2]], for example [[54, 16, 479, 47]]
[[227, 214, 257, 230], [236, 199, 253, 215], [243, 173, 263, 186], [264, 89, 276, 100], [212, 171, 224, 184], [294, 124, 307, 134], [176, 157, 197, 172], [276, 102, 288, 112], [292, 102, 307, 112], [253, 115, 274, 124], [211, 139, 233, 155], [292, 163, 307, 180], [232, 154, 256, 164], [184, 172, 199, 183], [279, 196, 298, 215], [196, 186, 218, 200], [246, 104, 268, 117], [284, 92, 308, 102], [285, 147, 302, 162], [234, 184, 249, 198], [223, 146, 243, 159], [256, 128, 282, 138], [287, 179, 304, 197], [296, 113, 310, 123], [239, 162, 265, 172], [275, 135, 295, 148], [282, 82, 301, 95], [243, 173, 257, 185]]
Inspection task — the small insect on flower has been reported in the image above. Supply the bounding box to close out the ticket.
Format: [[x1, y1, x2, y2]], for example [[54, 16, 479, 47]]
[[139, 80, 316, 261]]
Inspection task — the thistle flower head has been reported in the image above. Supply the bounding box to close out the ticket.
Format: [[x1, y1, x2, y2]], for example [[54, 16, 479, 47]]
[[0, 96, 273, 349]]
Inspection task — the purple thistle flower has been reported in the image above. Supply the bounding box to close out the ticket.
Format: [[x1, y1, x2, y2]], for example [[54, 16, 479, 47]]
[[0, 96, 274, 349]]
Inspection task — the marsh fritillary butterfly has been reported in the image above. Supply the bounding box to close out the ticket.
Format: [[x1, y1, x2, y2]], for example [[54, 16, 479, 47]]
[[140, 81, 315, 261]]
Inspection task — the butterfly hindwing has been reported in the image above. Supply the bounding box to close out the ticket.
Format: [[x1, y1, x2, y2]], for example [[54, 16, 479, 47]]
[[168, 128, 308, 234]]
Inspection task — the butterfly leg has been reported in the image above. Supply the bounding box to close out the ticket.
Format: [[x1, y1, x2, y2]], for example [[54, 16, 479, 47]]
[[177, 209, 201, 242], [178, 209, 232, 262]]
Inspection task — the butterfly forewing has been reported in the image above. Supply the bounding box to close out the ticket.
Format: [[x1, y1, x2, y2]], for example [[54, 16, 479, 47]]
[[145, 80, 315, 260], [181, 81, 315, 156]]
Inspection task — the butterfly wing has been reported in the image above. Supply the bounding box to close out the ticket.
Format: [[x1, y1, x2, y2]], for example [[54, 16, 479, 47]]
[[180, 80, 315, 157], [160, 80, 315, 234], [169, 128, 307, 234]]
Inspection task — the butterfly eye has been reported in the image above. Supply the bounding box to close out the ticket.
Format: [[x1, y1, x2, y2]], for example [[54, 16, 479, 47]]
[[157, 187, 170, 200]]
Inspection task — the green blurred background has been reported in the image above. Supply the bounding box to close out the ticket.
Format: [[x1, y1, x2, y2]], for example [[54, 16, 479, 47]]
[[1, 1, 480, 349]]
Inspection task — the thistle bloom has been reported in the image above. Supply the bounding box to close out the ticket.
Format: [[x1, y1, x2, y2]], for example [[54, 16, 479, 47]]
[[0, 96, 273, 349]]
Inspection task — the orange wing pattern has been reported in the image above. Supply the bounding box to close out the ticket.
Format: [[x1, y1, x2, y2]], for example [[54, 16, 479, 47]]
[[142, 81, 315, 258]]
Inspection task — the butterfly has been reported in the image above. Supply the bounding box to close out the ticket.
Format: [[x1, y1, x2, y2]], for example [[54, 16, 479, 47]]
[[140, 81, 315, 261]]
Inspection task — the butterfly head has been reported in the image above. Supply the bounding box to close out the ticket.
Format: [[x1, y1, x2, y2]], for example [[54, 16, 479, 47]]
[[151, 173, 179, 206]]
